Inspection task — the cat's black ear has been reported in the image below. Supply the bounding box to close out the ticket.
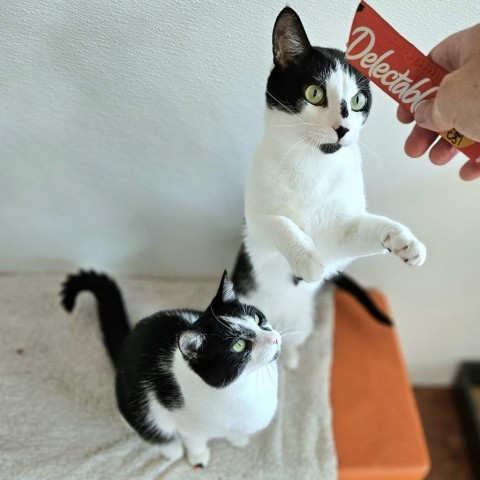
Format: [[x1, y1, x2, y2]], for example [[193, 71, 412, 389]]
[[272, 7, 311, 69], [178, 330, 205, 360], [214, 270, 237, 305]]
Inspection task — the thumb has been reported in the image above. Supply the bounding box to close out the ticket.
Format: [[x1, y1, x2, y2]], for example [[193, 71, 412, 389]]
[[413, 99, 452, 133]]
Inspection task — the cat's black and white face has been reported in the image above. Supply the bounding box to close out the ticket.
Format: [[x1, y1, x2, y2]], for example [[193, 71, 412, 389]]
[[178, 271, 280, 388], [266, 7, 372, 154]]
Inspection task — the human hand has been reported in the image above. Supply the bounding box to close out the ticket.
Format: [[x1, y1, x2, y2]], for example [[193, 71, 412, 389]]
[[397, 24, 480, 181]]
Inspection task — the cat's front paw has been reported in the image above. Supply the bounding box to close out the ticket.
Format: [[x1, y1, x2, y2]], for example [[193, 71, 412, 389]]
[[381, 228, 426, 266], [187, 448, 210, 469], [161, 439, 184, 461], [291, 246, 324, 283], [227, 434, 250, 448]]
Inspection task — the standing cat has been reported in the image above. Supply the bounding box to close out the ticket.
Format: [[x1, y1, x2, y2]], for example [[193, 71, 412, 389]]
[[233, 8, 426, 369], [61, 270, 280, 468]]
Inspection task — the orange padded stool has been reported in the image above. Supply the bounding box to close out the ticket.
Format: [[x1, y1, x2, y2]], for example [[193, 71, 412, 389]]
[[331, 290, 430, 480]]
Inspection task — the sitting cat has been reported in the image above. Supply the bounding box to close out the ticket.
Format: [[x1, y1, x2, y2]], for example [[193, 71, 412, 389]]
[[61, 270, 280, 468], [233, 7, 426, 369]]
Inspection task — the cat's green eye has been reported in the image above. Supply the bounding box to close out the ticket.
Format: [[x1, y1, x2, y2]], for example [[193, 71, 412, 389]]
[[232, 339, 246, 353], [254, 315, 260, 325], [351, 91, 367, 111], [305, 85, 325, 105]]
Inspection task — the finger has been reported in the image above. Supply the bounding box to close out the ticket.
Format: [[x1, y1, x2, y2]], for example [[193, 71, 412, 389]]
[[397, 105, 414, 124], [427, 33, 459, 72], [404, 124, 439, 158], [428, 138, 458, 165], [459, 160, 480, 181], [413, 99, 452, 133]]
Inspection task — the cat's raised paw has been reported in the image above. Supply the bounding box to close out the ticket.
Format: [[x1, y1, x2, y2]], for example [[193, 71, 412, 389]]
[[381, 228, 426, 266], [292, 247, 324, 283], [187, 448, 210, 469]]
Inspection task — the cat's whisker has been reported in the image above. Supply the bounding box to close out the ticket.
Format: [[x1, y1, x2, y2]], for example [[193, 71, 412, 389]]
[[279, 326, 309, 334], [266, 90, 308, 125], [276, 323, 301, 336], [270, 122, 316, 128], [357, 139, 382, 162], [273, 318, 286, 335], [280, 331, 307, 338], [232, 305, 246, 318], [262, 365, 267, 386], [267, 129, 311, 142], [269, 363, 276, 383], [267, 365, 273, 386], [312, 76, 328, 89], [278, 328, 303, 335], [210, 305, 235, 333], [264, 134, 309, 187], [278, 324, 304, 334]]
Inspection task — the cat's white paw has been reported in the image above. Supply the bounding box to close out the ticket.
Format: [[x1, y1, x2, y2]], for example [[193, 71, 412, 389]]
[[161, 439, 184, 462], [291, 246, 324, 283], [187, 448, 210, 469], [227, 434, 250, 448], [281, 346, 300, 370], [381, 228, 426, 266]]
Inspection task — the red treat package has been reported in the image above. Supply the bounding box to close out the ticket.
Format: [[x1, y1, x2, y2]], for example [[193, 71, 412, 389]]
[[346, 1, 480, 168]]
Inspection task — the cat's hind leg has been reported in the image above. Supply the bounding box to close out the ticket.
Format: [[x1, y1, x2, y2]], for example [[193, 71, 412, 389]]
[[239, 250, 320, 370], [226, 433, 250, 448], [282, 345, 301, 370], [180, 433, 210, 468], [159, 438, 184, 462], [275, 279, 320, 370]]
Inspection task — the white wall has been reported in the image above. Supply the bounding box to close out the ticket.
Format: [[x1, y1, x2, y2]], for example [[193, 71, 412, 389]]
[[1, 0, 479, 384]]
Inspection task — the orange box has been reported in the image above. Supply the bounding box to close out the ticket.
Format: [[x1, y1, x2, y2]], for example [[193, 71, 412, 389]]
[[331, 290, 430, 480]]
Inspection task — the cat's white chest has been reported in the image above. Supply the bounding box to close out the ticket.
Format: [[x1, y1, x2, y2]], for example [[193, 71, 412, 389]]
[[219, 369, 278, 433], [173, 351, 278, 436], [247, 139, 366, 236]]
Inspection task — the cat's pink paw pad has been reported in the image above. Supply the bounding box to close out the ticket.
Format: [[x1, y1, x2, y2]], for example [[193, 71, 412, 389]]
[[382, 229, 426, 266]]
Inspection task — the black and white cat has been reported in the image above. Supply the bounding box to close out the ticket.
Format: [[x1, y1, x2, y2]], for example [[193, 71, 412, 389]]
[[61, 270, 280, 468], [233, 8, 426, 369]]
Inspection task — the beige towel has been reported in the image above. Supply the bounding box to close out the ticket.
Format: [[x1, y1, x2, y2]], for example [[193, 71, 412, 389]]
[[0, 273, 337, 479]]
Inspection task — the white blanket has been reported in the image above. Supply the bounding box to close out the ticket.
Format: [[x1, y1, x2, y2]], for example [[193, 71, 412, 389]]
[[0, 273, 337, 479]]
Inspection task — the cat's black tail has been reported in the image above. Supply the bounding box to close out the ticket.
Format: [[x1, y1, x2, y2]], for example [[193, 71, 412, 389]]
[[60, 270, 130, 364], [329, 274, 393, 326]]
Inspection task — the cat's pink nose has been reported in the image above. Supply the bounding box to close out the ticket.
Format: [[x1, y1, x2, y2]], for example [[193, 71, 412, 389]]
[[264, 333, 278, 344]]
